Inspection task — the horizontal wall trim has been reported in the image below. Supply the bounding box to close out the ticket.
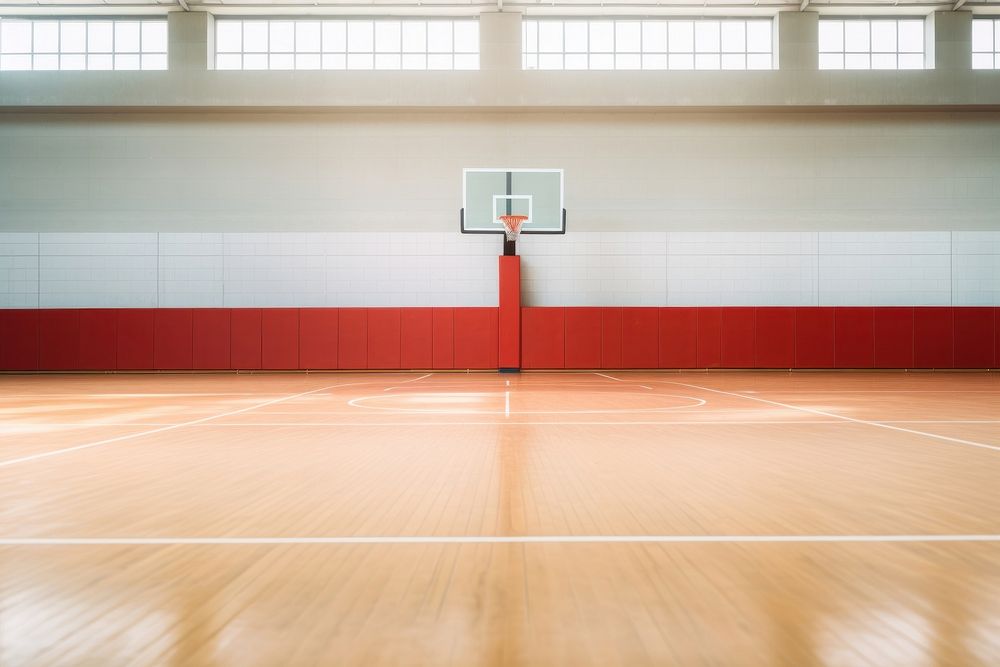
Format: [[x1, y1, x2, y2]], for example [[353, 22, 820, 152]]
[[1, 306, 997, 371]]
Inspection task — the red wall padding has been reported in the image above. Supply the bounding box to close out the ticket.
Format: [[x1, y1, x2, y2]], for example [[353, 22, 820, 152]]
[[262, 309, 299, 370], [338, 308, 368, 370], [400, 308, 433, 369], [696, 308, 722, 368], [621, 308, 659, 368], [116, 309, 155, 370], [521, 307, 565, 369], [721, 307, 755, 368], [79, 309, 117, 370], [874, 308, 914, 369], [0, 310, 39, 371], [154, 309, 193, 370], [564, 307, 602, 369], [368, 308, 401, 369], [453, 307, 498, 369], [432, 308, 454, 369], [4, 306, 1000, 372], [601, 308, 623, 368], [193, 309, 230, 370], [954, 307, 995, 369], [795, 307, 835, 369], [914, 307, 954, 369], [659, 307, 697, 368], [39, 309, 80, 370], [230, 309, 262, 370], [299, 308, 337, 370], [835, 307, 874, 369]]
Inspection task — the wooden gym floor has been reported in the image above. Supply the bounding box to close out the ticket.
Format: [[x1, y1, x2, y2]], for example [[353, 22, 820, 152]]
[[1, 370, 1000, 666]]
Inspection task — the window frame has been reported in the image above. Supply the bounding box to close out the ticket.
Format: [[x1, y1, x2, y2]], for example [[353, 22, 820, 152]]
[[971, 18, 1000, 70], [817, 17, 927, 71]]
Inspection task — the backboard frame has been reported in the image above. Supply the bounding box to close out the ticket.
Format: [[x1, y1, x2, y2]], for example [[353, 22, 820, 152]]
[[460, 168, 567, 235]]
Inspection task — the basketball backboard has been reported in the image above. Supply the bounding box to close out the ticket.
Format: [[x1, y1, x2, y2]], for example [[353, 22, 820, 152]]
[[461, 168, 565, 234]]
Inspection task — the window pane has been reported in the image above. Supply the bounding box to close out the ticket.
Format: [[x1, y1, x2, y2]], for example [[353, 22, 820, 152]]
[[270, 53, 294, 69], [88, 53, 113, 69], [34, 53, 59, 69], [114, 22, 140, 53], [1, 54, 31, 69], [844, 53, 870, 69], [565, 53, 587, 69], [322, 53, 346, 69], [721, 22, 745, 52], [819, 53, 843, 70], [216, 53, 242, 69], [565, 22, 588, 52], [243, 22, 268, 53], [669, 22, 693, 53], [590, 22, 613, 52], [243, 53, 267, 69], [375, 53, 400, 69], [141, 22, 167, 53], [34, 23, 59, 53], [844, 22, 869, 52], [747, 53, 771, 70], [615, 53, 640, 69], [641, 53, 667, 69], [401, 22, 425, 53], [972, 52, 994, 69], [870, 21, 896, 53], [270, 22, 294, 53], [695, 53, 720, 69], [589, 53, 613, 69], [971, 20, 993, 52], [454, 53, 477, 69], [615, 21, 640, 53], [427, 53, 451, 69], [898, 20, 923, 53], [538, 53, 562, 69], [641, 22, 666, 53], [296, 22, 320, 52], [141, 53, 166, 70], [322, 22, 346, 52], [871, 52, 896, 69], [1, 22, 31, 54], [375, 21, 400, 53], [818, 21, 843, 52], [453, 22, 477, 53], [347, 21, 374, 52], [217, 22, 242, 53], [897, 53, 923, 69], [61, 53, 86, 70], [694, 22, 720, 53], [402, 53, 425, 69], [747, 21, 771, 53], [115, 53, 140, 70], [427, 21, 451, 52], [87, 22, 113, 53], [61, 22, 86, 53], [721, 53, 745, 69], [347, 53, 373, 69], [296, 53, 320, 69], [669, 53, 693, 70], [538, 22, 562, 53]]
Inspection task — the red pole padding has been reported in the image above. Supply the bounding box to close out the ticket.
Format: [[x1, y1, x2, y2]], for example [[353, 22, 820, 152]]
[[498, 255, 521, 370]]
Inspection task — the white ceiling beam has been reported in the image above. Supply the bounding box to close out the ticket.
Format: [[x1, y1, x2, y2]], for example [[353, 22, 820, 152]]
[[952, 0, 967, 9], [177, 0, 190, 9], [800, 0, 809, 9]]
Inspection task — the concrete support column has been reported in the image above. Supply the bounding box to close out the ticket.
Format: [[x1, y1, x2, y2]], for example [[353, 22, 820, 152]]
[[931, 11, 972, 72], [480, 11, 522, 72], [168, 12, 214, 72], [777, 12, 819, 71]]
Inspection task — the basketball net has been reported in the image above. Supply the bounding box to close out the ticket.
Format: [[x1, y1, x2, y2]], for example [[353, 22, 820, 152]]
[[498, 215, 528, 242]]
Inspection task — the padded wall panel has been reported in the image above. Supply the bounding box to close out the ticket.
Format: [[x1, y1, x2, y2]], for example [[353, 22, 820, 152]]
[[564, 307, 602, 369], [954, 307, 994, 369], [996, 308, 1000, 368], [400, 308, 433, 369], [601, 308, 623, 369], [192, 309, 230, 370], [338, 308, 368, 370], [795, 307, 835, 369], [299, 309, 338, 369], [116, 309, 155, 370], [0, 310, 39, 371], [521, 307, 565, 369], [154, 309, 193, 370], [453, 308, 498, 370], [78, 309, 117, 370], [368, 308, 401, 369], [696, 308, 722, 368], [230, 309, 262, 370], [621, 308, 658, 368], [658, 307, 697, 369], [835, 307, 875, 369], [873, 308, 914, 369], [755, 308, 795, 369], [721, 308, 755, 368], [432, 308, 454, 369], [914, 307, 954, 369], [262, 309, 299, 370], [39, 309, 80, 370]]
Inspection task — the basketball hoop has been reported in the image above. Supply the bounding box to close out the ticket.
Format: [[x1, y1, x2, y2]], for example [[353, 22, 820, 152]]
[[498, 214, 528, 242]]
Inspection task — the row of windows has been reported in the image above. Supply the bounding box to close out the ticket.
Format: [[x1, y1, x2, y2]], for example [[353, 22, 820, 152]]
[[215, 20, 478, 70], [522, 19, 773, 71], [3, 16, 1000, 71], [0, 19, 166, 70]]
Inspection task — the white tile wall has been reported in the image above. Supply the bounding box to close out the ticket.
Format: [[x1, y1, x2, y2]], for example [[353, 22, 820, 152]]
[[1, 231, 999, 308]]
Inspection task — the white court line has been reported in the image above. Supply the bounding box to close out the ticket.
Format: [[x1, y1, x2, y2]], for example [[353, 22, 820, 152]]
[[382, 373, 433, 391], [593, 372, 652, 390], [505, 390, 510, 418], [1, 534, 998, 546], [665, 380, 1000, 454], [0, 382, 366, 469]]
